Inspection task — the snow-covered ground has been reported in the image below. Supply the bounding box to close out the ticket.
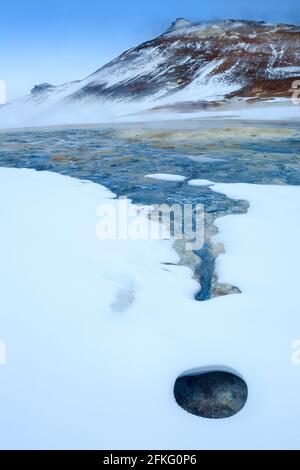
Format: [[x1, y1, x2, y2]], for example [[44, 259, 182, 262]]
[[0, 168, 300, 449], [145, 173, 186, 182], [188, 179, 215, 187]]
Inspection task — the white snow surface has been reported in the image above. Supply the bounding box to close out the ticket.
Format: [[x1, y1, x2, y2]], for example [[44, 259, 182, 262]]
[[145, 173, 186, 182], [157, 59, 242, 103], [268, 66, 300, 78], [188, 179, 215, 186], [0, 168, 300, 449], [89, 47, 166, 89]]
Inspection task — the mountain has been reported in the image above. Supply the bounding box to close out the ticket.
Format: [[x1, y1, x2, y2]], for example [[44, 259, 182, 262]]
[[1, 19, 300, 126]]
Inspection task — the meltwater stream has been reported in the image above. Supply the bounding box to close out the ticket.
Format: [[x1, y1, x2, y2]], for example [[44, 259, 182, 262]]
[[0, 123, 299, 300]]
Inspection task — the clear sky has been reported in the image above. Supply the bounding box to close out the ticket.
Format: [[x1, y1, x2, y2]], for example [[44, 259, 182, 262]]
[[1, 0, 299, 100]]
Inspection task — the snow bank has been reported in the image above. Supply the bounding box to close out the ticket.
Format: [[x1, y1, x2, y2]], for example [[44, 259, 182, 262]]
[[0, 168, 300, 449], [145, 173, 186, 182], [188, 179, 215, 186]]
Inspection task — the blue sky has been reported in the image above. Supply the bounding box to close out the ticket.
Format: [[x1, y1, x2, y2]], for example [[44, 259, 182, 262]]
[[1, 0, 299, 100]]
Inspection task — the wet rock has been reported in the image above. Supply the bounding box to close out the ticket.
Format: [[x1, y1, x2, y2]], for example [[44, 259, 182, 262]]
[[174, 371, 248, 419]]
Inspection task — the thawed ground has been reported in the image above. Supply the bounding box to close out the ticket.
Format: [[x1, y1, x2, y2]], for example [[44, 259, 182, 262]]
[[0, 123, 300, 448]]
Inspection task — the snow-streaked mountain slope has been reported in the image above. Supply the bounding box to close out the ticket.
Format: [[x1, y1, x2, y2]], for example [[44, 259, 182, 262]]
[[44, 19, 300, 102], [1, 19, 300, 126]]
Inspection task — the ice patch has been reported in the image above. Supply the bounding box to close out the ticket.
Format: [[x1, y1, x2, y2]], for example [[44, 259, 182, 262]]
[[188, 179, 215, 187], [145, 173, 186, 182]]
